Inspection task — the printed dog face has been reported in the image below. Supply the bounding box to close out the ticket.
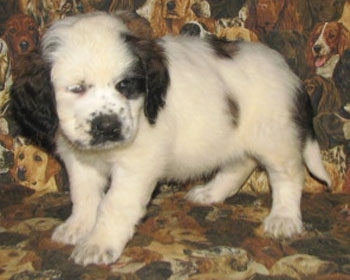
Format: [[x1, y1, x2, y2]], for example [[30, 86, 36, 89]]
[[13, 144, 61, 191], [4, 13, 40, 58]]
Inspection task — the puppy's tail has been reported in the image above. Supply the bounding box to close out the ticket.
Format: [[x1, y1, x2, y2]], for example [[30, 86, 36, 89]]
[[303, 137, 332, 190]]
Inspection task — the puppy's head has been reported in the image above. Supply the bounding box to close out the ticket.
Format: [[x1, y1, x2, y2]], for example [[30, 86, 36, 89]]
[[11, 12, 169, 151]]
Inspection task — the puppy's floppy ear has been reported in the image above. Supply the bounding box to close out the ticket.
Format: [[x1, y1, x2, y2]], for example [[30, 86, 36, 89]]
[[10, 50, 58, 151], [124, 34, 170, 124]]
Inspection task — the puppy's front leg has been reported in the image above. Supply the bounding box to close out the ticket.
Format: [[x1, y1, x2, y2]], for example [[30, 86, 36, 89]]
[[71, 165, 157, 266], [52, 154, 108, 245]]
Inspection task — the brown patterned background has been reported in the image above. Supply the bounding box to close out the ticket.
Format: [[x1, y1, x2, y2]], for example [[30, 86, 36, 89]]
[[0, 0, 349, 279]]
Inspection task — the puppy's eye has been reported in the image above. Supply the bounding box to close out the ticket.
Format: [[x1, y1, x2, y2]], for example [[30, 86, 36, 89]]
[[116, 79, 132, 91], [116, 79, 139, 99], [9, 27, 16, 34], [67, 84, 87, 94]]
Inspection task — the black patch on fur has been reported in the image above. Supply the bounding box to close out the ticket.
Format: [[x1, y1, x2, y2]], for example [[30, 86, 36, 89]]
[[209, 37, 240, 58], [226, 96, 240, 127], [123, 33, 170, 124], [10, 51, 58, 151], [293, 85, 315, 143], [116, 66, 146, 100]]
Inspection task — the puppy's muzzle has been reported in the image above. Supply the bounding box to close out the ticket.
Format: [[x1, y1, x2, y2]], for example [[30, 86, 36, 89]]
[[90, 114, 124, 145]]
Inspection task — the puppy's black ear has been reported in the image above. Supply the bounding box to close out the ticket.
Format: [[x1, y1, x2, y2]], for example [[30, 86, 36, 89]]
[[124, 34, 169, 124], [10, 51, 58, 151]]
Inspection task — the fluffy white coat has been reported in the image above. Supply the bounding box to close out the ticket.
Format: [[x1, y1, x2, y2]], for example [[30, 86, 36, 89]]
[[33, 13, 331, 265]]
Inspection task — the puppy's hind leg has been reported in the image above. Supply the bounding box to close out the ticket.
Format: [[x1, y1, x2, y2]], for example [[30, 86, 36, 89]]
[[263, 155, 305, 238], [186, 157, 257, 204]]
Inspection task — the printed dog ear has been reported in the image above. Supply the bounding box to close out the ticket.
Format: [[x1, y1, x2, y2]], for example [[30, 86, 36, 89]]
[[10, 51, 58, 151], [124, 34, 170, 124]]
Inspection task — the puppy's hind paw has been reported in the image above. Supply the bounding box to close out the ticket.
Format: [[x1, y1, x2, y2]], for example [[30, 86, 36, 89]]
[[263, 214, 303, 238], [186, 185, 225, 204]]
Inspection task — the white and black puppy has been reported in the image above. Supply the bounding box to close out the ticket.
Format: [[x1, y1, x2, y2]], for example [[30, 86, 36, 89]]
[[10, 12, 331, 266]]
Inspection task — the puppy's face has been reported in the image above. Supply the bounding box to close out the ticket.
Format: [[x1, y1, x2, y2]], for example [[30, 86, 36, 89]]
[[44, 14, 146, 149], [10, 13, 169, 151]]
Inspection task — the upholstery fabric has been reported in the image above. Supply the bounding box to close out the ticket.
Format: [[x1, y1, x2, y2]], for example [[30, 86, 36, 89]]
[[0, 0, 349, 279]]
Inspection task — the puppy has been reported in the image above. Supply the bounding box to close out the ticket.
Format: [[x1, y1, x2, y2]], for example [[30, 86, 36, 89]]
[[3, 13, 40, 61], [10, 12, 331, 265]]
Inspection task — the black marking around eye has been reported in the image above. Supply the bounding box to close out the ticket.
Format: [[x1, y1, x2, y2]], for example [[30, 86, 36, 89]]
[[115, 78, 145, 99]]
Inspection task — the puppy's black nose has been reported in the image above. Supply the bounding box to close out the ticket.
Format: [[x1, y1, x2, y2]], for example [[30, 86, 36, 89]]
[[90, 114, 123, 144], [313, 45, 322, 54], [167, 1, 176, 11]]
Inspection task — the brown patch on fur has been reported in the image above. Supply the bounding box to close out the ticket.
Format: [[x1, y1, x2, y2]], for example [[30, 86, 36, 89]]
[[209, 37, 240, 58], [227, 96, 240, 127]]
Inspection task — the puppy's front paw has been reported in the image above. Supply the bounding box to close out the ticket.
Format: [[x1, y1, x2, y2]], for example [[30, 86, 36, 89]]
[[52, 217, 94, 245], [71, 236, 123, 265], [263, 214, 303, 238]]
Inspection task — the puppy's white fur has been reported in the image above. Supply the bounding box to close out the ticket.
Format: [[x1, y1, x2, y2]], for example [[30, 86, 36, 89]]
[[40, 13, 331, 265]]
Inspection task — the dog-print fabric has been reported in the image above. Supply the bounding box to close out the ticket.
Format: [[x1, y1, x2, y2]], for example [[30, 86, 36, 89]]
[[0, 0, 349, 279]]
